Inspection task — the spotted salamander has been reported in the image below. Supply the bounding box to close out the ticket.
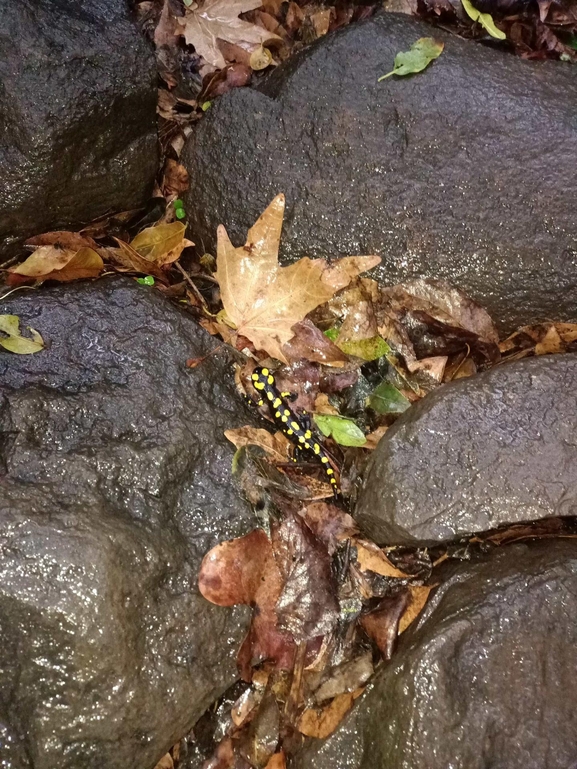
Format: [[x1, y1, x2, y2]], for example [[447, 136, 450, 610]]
[[251, 366, 339, 493]]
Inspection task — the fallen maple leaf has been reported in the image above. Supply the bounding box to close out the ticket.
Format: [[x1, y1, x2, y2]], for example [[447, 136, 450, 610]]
[[215, 194, 381, 362], [178, 0, 280, 70]]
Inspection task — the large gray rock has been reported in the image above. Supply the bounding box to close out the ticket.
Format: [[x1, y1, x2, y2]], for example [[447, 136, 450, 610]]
[[356, 355, 577, 546], [294, 540, 577, 769], [0, 278, 254, 769], [0, 0, 158, 258], [183, 13, 577, 333]]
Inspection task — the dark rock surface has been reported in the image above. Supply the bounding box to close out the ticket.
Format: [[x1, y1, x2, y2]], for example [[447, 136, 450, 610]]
[[356, 354, 577, 546], [0, 0, 158, 258], [293, 540, 577, 769], [0, 278, 254, 769], [183, 12, 577, 332]]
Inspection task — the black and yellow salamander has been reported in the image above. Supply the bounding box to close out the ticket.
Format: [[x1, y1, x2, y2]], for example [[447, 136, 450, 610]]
[[251, 366, 339, 493]]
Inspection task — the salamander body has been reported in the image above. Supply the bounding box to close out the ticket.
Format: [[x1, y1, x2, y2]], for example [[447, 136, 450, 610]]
[[251, 366, 339, 492]]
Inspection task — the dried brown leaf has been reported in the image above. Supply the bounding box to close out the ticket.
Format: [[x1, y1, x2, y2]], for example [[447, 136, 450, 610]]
[[8, 246, 104, 283], [300, 501, 358, 554], [354, 539, 410, 579], [178, 0, 280, 70], [153, 753, 174, 769], [225, 427, 292, 463]]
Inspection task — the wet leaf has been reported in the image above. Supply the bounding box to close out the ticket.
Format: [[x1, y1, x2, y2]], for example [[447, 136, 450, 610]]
[[153, 754, 174, 769], [249, 45, 273, 70], [110, 240, 168, 281], [178, 0, 281, 70], [225, 427, 292, 463], [462, 0, 506, 39], [360, 591, 409, 659], [398, 584, 434, 633], [238, 689, 280, 767], [297, 692, 356, 739], [0, 315, 45, 355], [313, 652, 373, 703], [215, 194, 380, 362], [354, 539, 410, 579], [265, 752, 286, 769], [273, 513, 339, 642], [337, 335, 390, 361], [314, 414, 366, 447], [25, 231, 98, 251], [199, 529, 272, 606], [282, 319, 349, 366], [378, 37, 444, 80], [368, 381, 411, 414], [130, 221, 191, 265], [301, 501, 358, 554], [364, 424, 389, 450]]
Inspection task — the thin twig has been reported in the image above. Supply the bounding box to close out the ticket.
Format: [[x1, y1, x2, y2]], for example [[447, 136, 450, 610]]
[[174, 261, 209, 310]]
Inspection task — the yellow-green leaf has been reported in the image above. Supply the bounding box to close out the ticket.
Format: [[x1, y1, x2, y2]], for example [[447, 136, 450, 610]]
[[313, 414, 366, 447], [378, 37, 444, 81], [0, 315, 44, 354], [130, 222, 186, 262], [337, 335, 391, 362], [461, 0, 506, 39]]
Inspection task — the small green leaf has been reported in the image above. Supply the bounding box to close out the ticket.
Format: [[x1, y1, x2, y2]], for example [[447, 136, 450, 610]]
[[183, 0, 193, 5], [0, 315, 44, 355], [379, 37, 444, 81], [568, 35, 577, 51], [324, 327, 339, 342], [368, 382, 411, 415], [201, 101, 212, 111], [461, 0, 506, 39], [174, 199, 184, 210], [338, 335, 391, 362], [137, 275, 155, 286], [313, 414, 366, 447], [175, 207, 186, 220]]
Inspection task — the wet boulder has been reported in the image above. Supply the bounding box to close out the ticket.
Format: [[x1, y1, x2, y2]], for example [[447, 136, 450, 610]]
[[0, 0, 158, 258], [183, 12, 577, 332], [0, 278, 253, 769], [356, 354, 577, 546], [294, 540, 577, 769]]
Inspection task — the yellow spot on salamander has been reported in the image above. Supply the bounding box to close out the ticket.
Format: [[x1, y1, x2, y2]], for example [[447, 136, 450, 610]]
[[326, 468, 334, 475], [275, 411, 281, 418], [304, 430, 312, 439], [251, 373, 259, 381], [299, 435, 305, 443], [330, 478, 337, 484], [267, 375, 274, 385], [267, 391, 274, 400], [290, 421, 300, 431], [280, 391, 291, 398], [254, 381, 265, 390], [281, 415, 288, 423], [261, 368, 269, 376], [287, 429, 294, 435], [273, 398, 281, 408], [321, 457, 329, 463], [258, 399, 264, 406], [283, 409, 290, 416], [313, 444, 320, 454], [304, 442, 310, 449]]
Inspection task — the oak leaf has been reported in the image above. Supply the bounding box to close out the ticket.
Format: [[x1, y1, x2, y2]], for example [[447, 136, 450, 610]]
[[215, 194, 381, 362], [178, 0, 280, 70]]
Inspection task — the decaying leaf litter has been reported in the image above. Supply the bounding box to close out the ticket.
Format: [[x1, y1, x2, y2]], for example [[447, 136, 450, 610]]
[[1, 1, 577, 767]]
